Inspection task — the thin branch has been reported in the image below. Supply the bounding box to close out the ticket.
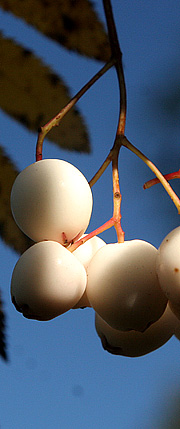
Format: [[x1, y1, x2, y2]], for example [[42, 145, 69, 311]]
[[112, 149, 124, 242], [103, 0, 126, 135], [36, 59, 114, 161], [69, 218, 114, 252], [101, 0, 126, 242], [89, 149, 113, 187], [144, 169, 180, 189], [122, 136, 180, 213]]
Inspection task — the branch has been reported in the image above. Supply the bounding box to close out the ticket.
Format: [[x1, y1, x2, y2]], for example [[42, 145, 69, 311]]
[[36, 59, 114, 161], [122, 136, 180, 213], [103, 0, 126, 135], [69, 218, 114, 252], [144, 169, 180, 189]]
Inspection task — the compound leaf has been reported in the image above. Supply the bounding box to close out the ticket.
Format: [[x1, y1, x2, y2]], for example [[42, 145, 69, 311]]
[[0, 0, 110, 61], [0, 34, 90, 152]]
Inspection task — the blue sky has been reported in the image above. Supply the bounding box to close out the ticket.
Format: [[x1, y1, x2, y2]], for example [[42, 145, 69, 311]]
[[0, 1, 180, 428]]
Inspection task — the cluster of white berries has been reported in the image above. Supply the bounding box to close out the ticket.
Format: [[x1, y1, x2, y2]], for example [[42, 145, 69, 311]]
[[10, 159, 180, 357]]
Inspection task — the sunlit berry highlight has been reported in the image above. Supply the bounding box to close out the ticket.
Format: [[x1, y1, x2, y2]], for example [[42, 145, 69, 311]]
[[11, 159, 93, 245], [87, 240, 167, 332]]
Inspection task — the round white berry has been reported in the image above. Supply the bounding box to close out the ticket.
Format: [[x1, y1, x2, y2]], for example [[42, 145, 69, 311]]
[[86, 240, 167, 332], [95, 303, 177, 357], [172, 308, 180, 340], [156, 226, 180, 309], [72, 235, 106, 309], [11, 159, 93, 245], [11, 240, 87, 321], [73, 235, 106, 270]]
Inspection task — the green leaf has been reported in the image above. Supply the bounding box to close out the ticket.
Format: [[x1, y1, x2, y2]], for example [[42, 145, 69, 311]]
[[0, 146, 33, 254], [0, 34, 90, 152], [0, 0, 110, 61]]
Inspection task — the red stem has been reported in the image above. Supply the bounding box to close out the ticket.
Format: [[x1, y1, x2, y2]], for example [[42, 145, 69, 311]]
[[144, 169, 180, 189], [69, 218, 114, 252]]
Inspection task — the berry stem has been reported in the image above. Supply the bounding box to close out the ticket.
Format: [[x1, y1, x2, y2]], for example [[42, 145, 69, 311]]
[[144, 169, 180, 189], [103, 0, 126, 136], [69, 218, 114, 252], [89, 151, 112, 187], [102, 0, 126, 242], [122, 136, 180, 213], [112, 148, 124, 243], [36, 59, 114, 161]]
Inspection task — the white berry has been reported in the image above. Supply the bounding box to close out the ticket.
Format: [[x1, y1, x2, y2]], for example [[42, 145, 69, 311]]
[[73, 235, 106, 270], [72, 235, 106, 309], [169, 300, 180, 321], [95, 303, 177, 357], [11, 241, 87, 321], [86, 240, 167, 332], [156, 226, 180, 314], [11, 159, 93, 245]]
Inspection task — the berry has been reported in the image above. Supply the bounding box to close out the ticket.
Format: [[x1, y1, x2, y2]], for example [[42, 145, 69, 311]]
[[73, 235, 106, 308], [156, 226, 180, 317], [169, 300, 180, 321], [95, 303, 177, 357], [11, 241, 87, 321], [11, 159, 93, 245], [86, 240, 167, 332], [173, 313, 180, 341], [73, 235, 106, 270]]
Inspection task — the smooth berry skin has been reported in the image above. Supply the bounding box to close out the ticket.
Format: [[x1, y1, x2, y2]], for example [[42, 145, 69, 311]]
[[86, 240, 167, 332], [73, 235, 106, 270], [11, 159, 93, 245], [169, 300, 180, 321], [73, 235, 106, 308], [95, 303, 177, 357], [173, 309, 180, 340], [156, 226, 180, 314], [11, 241, 87, 321]]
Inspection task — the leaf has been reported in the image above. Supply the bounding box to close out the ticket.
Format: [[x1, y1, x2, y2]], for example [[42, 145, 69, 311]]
[[0, 292, 8, 360], [0, 146, 33, 254], [0, 0, 110, 62], [0, 34, 90, 152]]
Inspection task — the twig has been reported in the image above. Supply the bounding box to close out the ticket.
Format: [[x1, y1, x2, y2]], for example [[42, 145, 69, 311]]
[[36, 59, 115, 161], [69, 218, 114, 252], [122, 136, 180, 213], [103, 0, 126, 136], [144, 169, 180, 189], [102, 0, 126, 241]]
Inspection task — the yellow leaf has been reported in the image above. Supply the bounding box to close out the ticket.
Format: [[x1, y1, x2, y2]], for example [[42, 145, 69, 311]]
[[0, 34, 90, 152], [0, 0, 110, 61]]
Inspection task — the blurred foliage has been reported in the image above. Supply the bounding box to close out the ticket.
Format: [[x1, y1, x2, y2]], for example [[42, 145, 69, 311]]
[[0, 147, 33, 255], [0, 0, 110, 61], [0, 34, 90, 152], [0, 0, 110, 359]]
